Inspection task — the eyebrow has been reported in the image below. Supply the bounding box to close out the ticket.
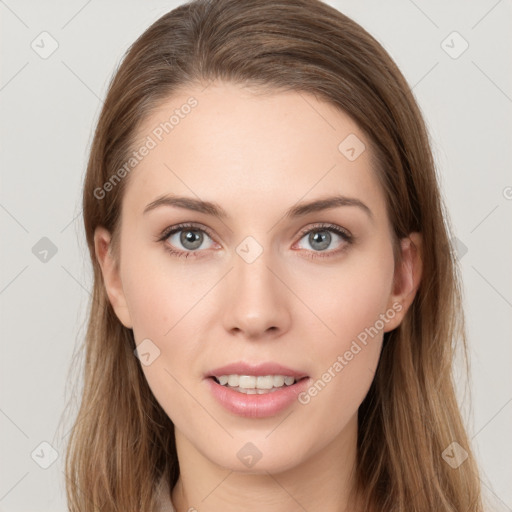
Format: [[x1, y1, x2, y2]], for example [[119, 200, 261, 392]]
[[143, 193, 373, 221]]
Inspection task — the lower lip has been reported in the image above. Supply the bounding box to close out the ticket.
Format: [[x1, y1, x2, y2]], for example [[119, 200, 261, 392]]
[[206, 377, 310, 418]]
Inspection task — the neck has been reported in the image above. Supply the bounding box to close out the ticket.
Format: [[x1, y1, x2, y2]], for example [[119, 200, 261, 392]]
[[170, 415, 363, 512]]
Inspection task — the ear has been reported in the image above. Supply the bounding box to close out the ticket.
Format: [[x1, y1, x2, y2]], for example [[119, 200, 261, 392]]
[[94, 226, 133, 329], [383, 232, 423, 332]]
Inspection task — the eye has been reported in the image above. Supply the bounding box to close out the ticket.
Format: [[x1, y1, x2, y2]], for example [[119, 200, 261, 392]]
[[157, 223, 217, 258], [157, 222, 353, 260], [294, 223, 353, 257]]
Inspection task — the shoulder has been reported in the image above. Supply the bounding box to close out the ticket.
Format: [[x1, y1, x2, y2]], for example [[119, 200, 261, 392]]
[[155, 475, 176, 512]]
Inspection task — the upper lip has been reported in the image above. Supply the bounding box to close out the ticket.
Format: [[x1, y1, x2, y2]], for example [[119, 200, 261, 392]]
[[206, 361, 308, 379]]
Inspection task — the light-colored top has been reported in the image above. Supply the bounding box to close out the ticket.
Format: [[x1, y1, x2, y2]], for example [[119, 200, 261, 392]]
[[155, 475, 176, 512]]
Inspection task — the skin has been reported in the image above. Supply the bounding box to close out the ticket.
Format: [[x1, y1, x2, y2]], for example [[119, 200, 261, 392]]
[[94, 81, 422, 512]]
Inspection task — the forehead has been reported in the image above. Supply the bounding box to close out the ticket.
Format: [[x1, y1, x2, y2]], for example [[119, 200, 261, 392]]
[[123, 81, 384, 219]]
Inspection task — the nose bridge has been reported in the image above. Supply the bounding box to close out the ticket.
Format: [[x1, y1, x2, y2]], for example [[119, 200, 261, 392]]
[[222, 236, 291, 337]]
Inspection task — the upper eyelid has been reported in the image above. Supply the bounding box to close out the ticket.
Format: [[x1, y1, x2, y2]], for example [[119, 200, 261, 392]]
[[297, 222, 351, 238], [160, 222, 215, 239]]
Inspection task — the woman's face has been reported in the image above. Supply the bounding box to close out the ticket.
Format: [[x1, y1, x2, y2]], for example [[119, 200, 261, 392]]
[[96, 81, 413, 473]]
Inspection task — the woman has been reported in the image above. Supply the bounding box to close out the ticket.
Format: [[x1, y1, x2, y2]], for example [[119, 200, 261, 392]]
[[65, 0, 484, 510]]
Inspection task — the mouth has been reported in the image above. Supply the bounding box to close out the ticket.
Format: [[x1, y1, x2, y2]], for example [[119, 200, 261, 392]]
[[209, 374, 309, 394], [206, 372, 311, 418], [205, 362, 310, 417]]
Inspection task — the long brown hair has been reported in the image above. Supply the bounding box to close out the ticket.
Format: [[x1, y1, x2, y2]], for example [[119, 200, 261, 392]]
[[63, 0, 484, 510]]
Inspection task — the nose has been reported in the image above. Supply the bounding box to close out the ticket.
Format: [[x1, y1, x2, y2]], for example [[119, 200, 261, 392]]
[[221, 247, 292, 340]]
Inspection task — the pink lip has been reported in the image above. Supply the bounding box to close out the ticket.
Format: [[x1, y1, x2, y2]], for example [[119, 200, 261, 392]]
[[205, 377, 310, 418], [206, 361, 308, 379], [204, 361, 310, 418]]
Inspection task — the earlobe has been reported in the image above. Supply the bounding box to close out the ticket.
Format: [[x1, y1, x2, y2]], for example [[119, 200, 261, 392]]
[[384, 232, 423, 332], [94, 226, 133, 329]]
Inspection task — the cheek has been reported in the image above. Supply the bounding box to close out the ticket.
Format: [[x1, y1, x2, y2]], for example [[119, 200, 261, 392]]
[[124, 259, 205, 426], [120, 251, 213, 413], [294, 242, 394, 417], [121, 247, 208, 342], [293, 241, 396, 346]]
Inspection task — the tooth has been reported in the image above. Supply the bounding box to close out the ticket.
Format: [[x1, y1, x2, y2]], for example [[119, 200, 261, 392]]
[[216, 374, 299, 390], [245, 388, 257, 394], [239, 375, 257, 388], [256, 375, 274, 389], [227, 375, 239, 387], [273, 375, 285, 387]]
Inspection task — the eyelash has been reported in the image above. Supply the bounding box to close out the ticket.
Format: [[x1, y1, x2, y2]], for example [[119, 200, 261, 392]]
[[156, 222, 354, 260]]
